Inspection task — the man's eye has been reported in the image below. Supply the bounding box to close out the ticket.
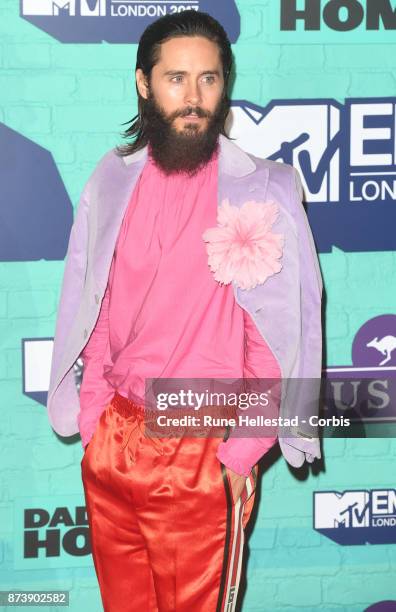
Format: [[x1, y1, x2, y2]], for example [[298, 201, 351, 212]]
[[171, 76, 183, 83], [203, 76, 215, 84]]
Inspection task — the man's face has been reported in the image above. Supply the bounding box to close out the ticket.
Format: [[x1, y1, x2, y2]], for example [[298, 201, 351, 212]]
[[135, 35, 227, 175], [136, 35, 225, 136]]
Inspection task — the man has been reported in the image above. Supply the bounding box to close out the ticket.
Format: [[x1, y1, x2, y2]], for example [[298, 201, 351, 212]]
[[47, 10, 323, 612]]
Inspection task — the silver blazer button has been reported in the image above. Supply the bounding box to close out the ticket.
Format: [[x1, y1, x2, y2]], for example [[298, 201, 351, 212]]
[[95, 293, 100, 304]]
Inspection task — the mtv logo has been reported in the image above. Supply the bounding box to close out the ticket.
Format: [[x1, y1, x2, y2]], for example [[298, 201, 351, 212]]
[[22, 0, 76, 15], [314, 491, 370, 529], [80, 0, 106, 16], [228, 100, 340, 202]]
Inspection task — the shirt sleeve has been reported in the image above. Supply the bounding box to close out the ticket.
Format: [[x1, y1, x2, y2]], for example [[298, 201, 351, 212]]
[[215, 309, 281, 476], [77, 274, 115, 449]]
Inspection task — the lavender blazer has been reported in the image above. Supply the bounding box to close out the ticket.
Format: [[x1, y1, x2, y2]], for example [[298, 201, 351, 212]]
[[47, 134, 323, 468]]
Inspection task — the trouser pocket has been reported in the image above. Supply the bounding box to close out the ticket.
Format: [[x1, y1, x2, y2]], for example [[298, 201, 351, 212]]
[[81, 400, 114, 464]]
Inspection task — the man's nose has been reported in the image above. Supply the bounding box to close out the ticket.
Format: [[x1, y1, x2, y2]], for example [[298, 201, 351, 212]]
[[184, 80, 202, 106]]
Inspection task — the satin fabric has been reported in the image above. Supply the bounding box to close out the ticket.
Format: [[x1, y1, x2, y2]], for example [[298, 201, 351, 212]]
[[81, 391, 258, 612]]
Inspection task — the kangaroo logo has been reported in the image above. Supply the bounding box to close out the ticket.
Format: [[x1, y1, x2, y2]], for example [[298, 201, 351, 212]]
[[366, 335, 396, 366], [351, 314, 396, 369]]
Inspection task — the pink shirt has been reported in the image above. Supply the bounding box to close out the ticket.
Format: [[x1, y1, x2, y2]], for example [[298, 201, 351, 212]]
[[78, 150, 280, 475]]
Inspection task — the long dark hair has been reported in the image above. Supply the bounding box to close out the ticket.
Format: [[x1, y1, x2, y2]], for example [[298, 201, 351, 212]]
[[115, 11, 233, 157]]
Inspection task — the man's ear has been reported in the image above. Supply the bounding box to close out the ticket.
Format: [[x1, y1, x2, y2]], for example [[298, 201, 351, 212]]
[[136, 69, 149, 99]]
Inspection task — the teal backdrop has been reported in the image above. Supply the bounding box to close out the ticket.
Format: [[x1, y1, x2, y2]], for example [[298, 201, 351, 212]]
[[1, 1, 395, 611]]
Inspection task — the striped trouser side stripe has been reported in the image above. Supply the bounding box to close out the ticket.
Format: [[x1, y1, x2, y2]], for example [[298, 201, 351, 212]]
[[217, 468, 255, 611]]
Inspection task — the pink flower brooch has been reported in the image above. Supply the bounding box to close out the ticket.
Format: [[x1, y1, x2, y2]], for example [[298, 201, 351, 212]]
[[202, 199, 285, 291]]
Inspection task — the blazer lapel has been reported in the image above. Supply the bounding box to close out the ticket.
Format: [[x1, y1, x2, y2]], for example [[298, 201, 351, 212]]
[[91, 147, 148, 291]]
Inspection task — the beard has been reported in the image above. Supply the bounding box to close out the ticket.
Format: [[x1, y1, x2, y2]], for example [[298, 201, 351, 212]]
[[142, 90, 228, 176]]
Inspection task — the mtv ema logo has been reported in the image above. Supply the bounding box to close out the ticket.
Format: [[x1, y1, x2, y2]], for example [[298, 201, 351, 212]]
[[314, 488, 396, 545], [20, 0, 240, 43], [229, 97, 396, 253]]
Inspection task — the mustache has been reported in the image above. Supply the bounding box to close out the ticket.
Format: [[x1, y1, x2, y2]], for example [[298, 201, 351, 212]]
[[167, 106, 212, 121]]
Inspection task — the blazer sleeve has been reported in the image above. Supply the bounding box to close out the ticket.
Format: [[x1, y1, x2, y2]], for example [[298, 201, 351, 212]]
[[77, 267, 115, 449], [48, 188, 89, 399], [215, 309, 281, 476], [277, 165, 323, 466]]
